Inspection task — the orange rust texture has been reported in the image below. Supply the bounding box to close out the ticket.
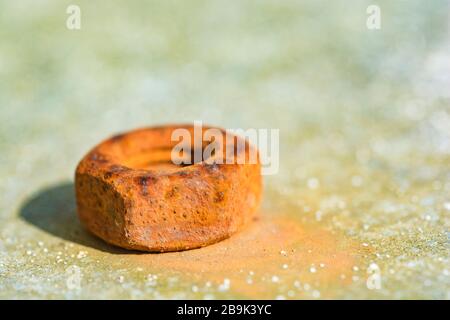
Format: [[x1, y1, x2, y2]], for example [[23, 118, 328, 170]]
[[75, 125, 262, 252], [130, 214, 364, 299]]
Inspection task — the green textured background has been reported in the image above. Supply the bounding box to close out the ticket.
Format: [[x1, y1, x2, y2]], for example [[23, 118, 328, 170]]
[[0, 0, 449, 299]]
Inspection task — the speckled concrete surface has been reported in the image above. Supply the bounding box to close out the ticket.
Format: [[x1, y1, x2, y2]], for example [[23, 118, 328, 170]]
[[0, 0, 449, 299]]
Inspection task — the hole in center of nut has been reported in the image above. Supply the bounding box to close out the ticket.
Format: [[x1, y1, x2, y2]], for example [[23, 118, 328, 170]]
[[122, 147, 209, 172]]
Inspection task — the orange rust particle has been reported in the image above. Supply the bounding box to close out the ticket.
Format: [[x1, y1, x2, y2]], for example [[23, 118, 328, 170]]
[[75, 124, 262, 252]]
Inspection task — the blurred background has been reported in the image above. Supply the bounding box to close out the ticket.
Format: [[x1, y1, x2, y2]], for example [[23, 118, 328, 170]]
[[0, 0, 449, 299]]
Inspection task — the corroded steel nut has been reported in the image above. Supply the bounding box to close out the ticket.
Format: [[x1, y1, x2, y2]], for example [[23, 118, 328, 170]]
[[75, 124, 262, 252]]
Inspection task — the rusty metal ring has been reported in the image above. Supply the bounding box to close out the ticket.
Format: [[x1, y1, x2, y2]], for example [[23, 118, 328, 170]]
[[75, 124, 262, 252]]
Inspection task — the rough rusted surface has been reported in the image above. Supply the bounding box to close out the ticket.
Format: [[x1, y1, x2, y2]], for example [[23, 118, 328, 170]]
[[75, 125, 262, 252]]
